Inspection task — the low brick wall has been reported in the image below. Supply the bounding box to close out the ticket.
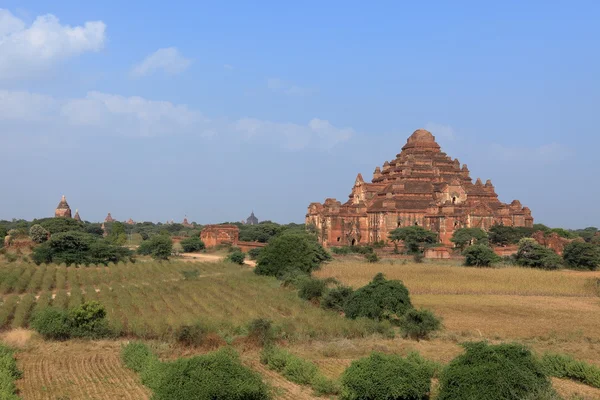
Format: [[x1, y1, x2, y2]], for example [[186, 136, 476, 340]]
[[238, 241, 267, 252], [493, 245, 518, 257]]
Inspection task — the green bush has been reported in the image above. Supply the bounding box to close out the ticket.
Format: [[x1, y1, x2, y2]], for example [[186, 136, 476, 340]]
[[340, 352, 433, 400], [32, 231, 133, 266], [261, 346, 338, 396], [30, 301, 112, 340], [30, 307, 72, 340], [321, 285, 354, 312], [255, 231, 331, 278], [515, 238, 562, 270], [247, 247, 263, 260], [247, 318, 275, 347], [437, 342, 555, 400], [344, 273, 412, 324], [463, 244, 500, 267], [540, 352, 600, 388], [29, 224, 49, 244], [0, 344, 22, 400], [389, 226, 438, 254], [451, 228, 488, 251], [298, 278, 327, 301], [179, 236, 206, 253], [146, 348, 270, 400], [399, 308, 442, 340], [227, 250, 246, 265], [365, 252, 379, 263], [174, 322, 208, 347], [562, 241, 600, 271], [122, 342, 153, 373], [137, 234, 173, 260]]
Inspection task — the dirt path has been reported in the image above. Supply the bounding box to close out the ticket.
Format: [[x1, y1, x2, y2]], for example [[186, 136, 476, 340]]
[[180, 252, 256, 267]]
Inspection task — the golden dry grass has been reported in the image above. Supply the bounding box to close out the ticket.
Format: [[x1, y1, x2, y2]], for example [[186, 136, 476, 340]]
[[315, 259, 599, 297]]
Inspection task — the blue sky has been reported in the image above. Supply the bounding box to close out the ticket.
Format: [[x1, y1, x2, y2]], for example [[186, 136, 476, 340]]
[[1, 1, 598, 227]]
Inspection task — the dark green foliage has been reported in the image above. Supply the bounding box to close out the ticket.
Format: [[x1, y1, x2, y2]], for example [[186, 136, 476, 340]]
[[261, 346, 339, 395], [247, 318, 275, 347], [121, 342, 152, 373], [255, 231, 331, 278], [29, 224, 49, 244], [0, 344, 22, 400], [540, 353, 600, 388], [437, 342, 555, 400], [30, 307, 72, 340], [140, 348, 271, 400], [488, 225, 534, 246], [69, 301, 112, 339], [330, 245, 374, 256], [239, 222, 285, 243], [344, 273, 412, 324], [35, 217, 84, 234], [321, 285, 354, 312], [515, 238, 563, 270], [30, 301, 112, 340], [227, 250, 246, 265], [389, 226, 438, 254], [180, 236, 206, 252], [399, 308, 442, 340], [31, 231, 133, 266], [84, 224, 105, 237], [451, 228, 488, 251], [247, 247, 263, 260], [340, 352, 433, 400], [572, 227, 599, 242], [562, 241, 600, 270], [463, 244, 500, 267], [174, 322, 208, 347], [137, 234, 172, 260], [365, 252, 379, 263], [298, 278, 327, 301]]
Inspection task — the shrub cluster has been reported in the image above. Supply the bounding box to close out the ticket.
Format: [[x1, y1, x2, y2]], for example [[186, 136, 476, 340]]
[[463, 244, 500, 267], [437, 342, 556, 400], [122, 343, 270, 400], [399, 308, 442, 341], [340, 352, 434, 400], [227, 250, 246, 265], [247, 247, 263, 260], [179, 236, 205, 253], [174, 322, 208, 347], [32, 231, 133, 266], [540, 352, 600, 389], [0, 344, 22, 400], [562, 241, 600, 270], [344, 273, 412, 323], [261, 346, 340, 396], [247, 318, 276, 347], [255, 231, 330, 278], [137, 234, 173, 260], [30, 301, 112, 340], [515, 238, 563, 270]]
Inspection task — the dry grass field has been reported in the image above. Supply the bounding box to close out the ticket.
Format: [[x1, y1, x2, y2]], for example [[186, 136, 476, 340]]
[[1, 257, 599, 399]]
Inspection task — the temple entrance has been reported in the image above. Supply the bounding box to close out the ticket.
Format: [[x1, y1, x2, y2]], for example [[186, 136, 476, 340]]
[[351, 238, 356, 246]]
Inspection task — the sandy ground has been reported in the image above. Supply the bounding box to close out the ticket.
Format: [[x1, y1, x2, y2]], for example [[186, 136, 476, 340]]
[[179, 252, 256, 266]]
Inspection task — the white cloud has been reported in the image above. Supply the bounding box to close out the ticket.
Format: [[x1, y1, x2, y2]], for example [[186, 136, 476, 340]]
[[0, 89, 352, 149], [131, 47, 191, 77], [424, 122, 455, 140], [267, 77, 316, 96], [0, 9, 105, 79]]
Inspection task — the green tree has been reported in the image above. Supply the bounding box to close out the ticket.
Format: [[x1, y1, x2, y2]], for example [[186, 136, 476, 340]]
[[388, 226, 438, 254], [562, 241, 600, 271], [255, 231, 331, 278], [137, 234, 172, 260], [35, 217, 84, 234], [29, 224, 50, 244], [399, 308, 442, 340], [344, 273, 412, 324], [515, 238, 562, 270], [488, 225, 534, 246], [180, 236, 206, 253], [463, 244, 500, 267], [450, 228, 488, 251]]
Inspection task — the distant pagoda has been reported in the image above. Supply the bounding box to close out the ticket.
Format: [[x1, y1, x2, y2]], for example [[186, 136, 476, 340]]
[[55, 195, 72, 218], [73, 209, 82, 222], [246, 211, 259, 225]]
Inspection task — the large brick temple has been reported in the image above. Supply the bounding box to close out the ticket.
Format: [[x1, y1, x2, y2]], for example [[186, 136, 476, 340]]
[[306, 129, 533, 247]]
